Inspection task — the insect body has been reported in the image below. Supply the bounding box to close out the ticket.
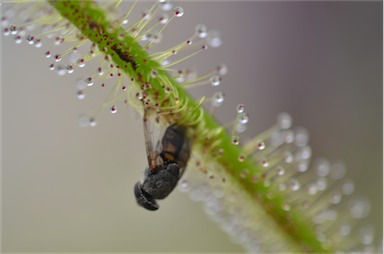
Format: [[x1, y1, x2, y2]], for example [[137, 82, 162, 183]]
[[134, 109, 191, 211]]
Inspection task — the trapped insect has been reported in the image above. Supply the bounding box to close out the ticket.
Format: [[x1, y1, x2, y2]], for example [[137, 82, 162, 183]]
[[134, 108, 192, 210]]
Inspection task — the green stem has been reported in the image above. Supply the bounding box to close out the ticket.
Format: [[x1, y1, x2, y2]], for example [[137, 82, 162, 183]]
[[48, 1, 329, 252]]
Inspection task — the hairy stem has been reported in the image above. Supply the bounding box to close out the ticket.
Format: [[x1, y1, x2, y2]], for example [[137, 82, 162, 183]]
[[48, 1, 328, 252]]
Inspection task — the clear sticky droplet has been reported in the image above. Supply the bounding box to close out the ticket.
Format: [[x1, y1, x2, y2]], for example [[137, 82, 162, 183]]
[[342, 180, 355, 195], [174, 6, 184, 17], [110, 105, 117, 114], [206, 30, 222, 48], [66, 65, 74, 74], [236, 123, 247, 133], [231, 135, 240, 145], [55, 65, 66, 76], [195, 24, 208, 38], [159, 0, 172, 11], [85, 77, 94, 87], [315, 158, 330, 177], [212, 91, 225, 107], [297, 160, 309, 172], [76, 90, 85, 100], [68, 51, 80, 64], [217, 63, 227, 76], [330, 161, 346, 180], [178, 179, 189, 192], [261, 159, 269, 168], [290, 179, 301, 191], [239, 112, 249, 124], [77, 58, 85, 68], [294, 127, 309, 147], [89, 117, 97, 127], [158, 13, 169, 24], [275, 165, 285, 176], [331, 191, 342, 204], [236, 104, 245, 113], [78, 115, 90, 127], [54, 54, 62, 62], [257, 141, 265, 150], [238, 154, 245, 162], [209, 75, 221, 86], [349, 198, 370, 219], [240, 169, 249, 179], [276, 112, 292, 129]]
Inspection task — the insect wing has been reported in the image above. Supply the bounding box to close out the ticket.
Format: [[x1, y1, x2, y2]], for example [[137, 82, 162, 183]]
[[143, 108, 164, 171]]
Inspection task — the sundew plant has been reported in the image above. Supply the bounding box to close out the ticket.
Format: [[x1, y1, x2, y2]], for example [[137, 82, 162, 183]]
[[1, 1, 382, 253]]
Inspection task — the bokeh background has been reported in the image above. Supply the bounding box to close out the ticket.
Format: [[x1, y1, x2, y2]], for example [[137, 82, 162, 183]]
[[1, 1, 382, 252]]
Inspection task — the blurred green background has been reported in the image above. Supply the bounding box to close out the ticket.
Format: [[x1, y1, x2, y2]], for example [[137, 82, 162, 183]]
[[1, 1, 382, 252]]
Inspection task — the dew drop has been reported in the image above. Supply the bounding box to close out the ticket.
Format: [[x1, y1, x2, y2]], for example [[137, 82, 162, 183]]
[[276, 112, 292, 129], [206, 30, 222, 48], [231, 135, 240, 145], [236, 104, 245, 113], [49, 64, 55, 71], [195, 24, 208, 38], [174, 6, 184, 17], [209, 75, 221, 86], [45, 51, 51, 58], [110, 105, 117, 114]]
